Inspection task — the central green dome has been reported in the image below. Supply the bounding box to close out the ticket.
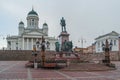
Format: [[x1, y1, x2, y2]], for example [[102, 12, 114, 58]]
[[28, 9, 38, 16]]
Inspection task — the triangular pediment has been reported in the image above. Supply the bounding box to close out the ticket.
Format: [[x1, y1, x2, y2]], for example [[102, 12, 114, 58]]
[[23, 30, 45, 36], [95, 31, 119, 40]]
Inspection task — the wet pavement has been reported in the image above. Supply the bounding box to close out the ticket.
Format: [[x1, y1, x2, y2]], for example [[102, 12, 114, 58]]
[[0, 61, 120, 80]]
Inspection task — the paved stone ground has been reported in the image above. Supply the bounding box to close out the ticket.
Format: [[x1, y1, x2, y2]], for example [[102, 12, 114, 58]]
[[0, 61, 120, 80]]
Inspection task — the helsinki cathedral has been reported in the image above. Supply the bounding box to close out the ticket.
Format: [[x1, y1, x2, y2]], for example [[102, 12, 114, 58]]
[[6, 8, 57, 50]]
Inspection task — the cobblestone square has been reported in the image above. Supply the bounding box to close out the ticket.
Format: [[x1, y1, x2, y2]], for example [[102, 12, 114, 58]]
[[0, 61, 120, 80]]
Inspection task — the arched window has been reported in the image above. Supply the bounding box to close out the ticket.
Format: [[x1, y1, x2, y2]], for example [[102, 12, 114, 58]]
[[32, 19, 34, 26]]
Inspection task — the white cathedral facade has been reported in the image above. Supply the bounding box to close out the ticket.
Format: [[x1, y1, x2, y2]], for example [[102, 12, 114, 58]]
[[6, 8, 57, 50]]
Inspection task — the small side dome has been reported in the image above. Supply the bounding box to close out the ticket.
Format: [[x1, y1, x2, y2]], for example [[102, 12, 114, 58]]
[[28, 9, 38, 16], [43, 23, 48, 26], [19, 21, 24, 28], [19, 21, 24, 25], [43, 23, 48, 29]]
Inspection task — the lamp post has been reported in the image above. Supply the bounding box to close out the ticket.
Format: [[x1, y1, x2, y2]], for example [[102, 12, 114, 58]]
[[102, 39, 112, 66], [32, 45, 38, 68], [41, 36, 46, 67], [46, 41, 50, 49], [36, 40, 40, 51]]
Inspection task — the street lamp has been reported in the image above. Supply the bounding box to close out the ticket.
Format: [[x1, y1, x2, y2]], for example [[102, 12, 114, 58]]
[[36, 40, 40, 51], [46, 41, 50, 49], [34, 36, 47, 67], [41, 36, 46, 66], [32, 45, 38, 69], [102, 39, 113, 66]]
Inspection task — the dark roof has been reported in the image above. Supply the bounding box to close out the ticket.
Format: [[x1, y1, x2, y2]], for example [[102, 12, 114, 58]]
[[28, 9, 38, 16], [95, 31, 119, 40], [43, 23, 48, 26], [19, 21, 24, 24]]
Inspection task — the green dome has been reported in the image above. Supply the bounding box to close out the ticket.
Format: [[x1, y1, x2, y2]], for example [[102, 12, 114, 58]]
[[43, 23, 48, 26], [28, 9, 38, 16], [19, 21, 24, 25]]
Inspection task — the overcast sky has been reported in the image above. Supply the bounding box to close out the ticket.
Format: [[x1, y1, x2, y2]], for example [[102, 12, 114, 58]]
[[0, 0, 120, 49]]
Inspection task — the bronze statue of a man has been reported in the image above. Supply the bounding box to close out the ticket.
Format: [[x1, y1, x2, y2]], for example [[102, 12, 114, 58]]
[[60, 17, 66, 32]]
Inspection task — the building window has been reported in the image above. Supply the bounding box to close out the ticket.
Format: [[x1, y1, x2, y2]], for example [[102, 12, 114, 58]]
[[101, 41, 104, 47], [8, 41, 11, 45], [110, 40, 113, 44], [16, 47, 18, 50], [16, 42, 18, 50], [25, 39, 27, 42], [32, 19, 34, 25], [98, 49, 100, 51], [98, 42, 100, 48], [29, 38, 31, 42], [101, 41, 103, 45], [35, 21, 36, 25], [114, 40, 116, 46]]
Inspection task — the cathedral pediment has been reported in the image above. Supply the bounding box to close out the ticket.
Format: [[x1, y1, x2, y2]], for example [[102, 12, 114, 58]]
[[23, 30, 45, 36]]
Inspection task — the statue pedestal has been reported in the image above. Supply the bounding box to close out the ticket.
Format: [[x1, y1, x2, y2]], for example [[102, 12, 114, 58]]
[[59, 31, 70, 51], [59, 31, 70, 52], [59, 31, 69, 44]]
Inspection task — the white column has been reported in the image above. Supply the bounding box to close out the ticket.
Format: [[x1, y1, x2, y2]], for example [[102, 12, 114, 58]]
[[22, 37, 24, 50], [35, 38, 36, 45], [27, 38, 29, 50], [31, 38, 33, 50], [37, 38, 38, 41]]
